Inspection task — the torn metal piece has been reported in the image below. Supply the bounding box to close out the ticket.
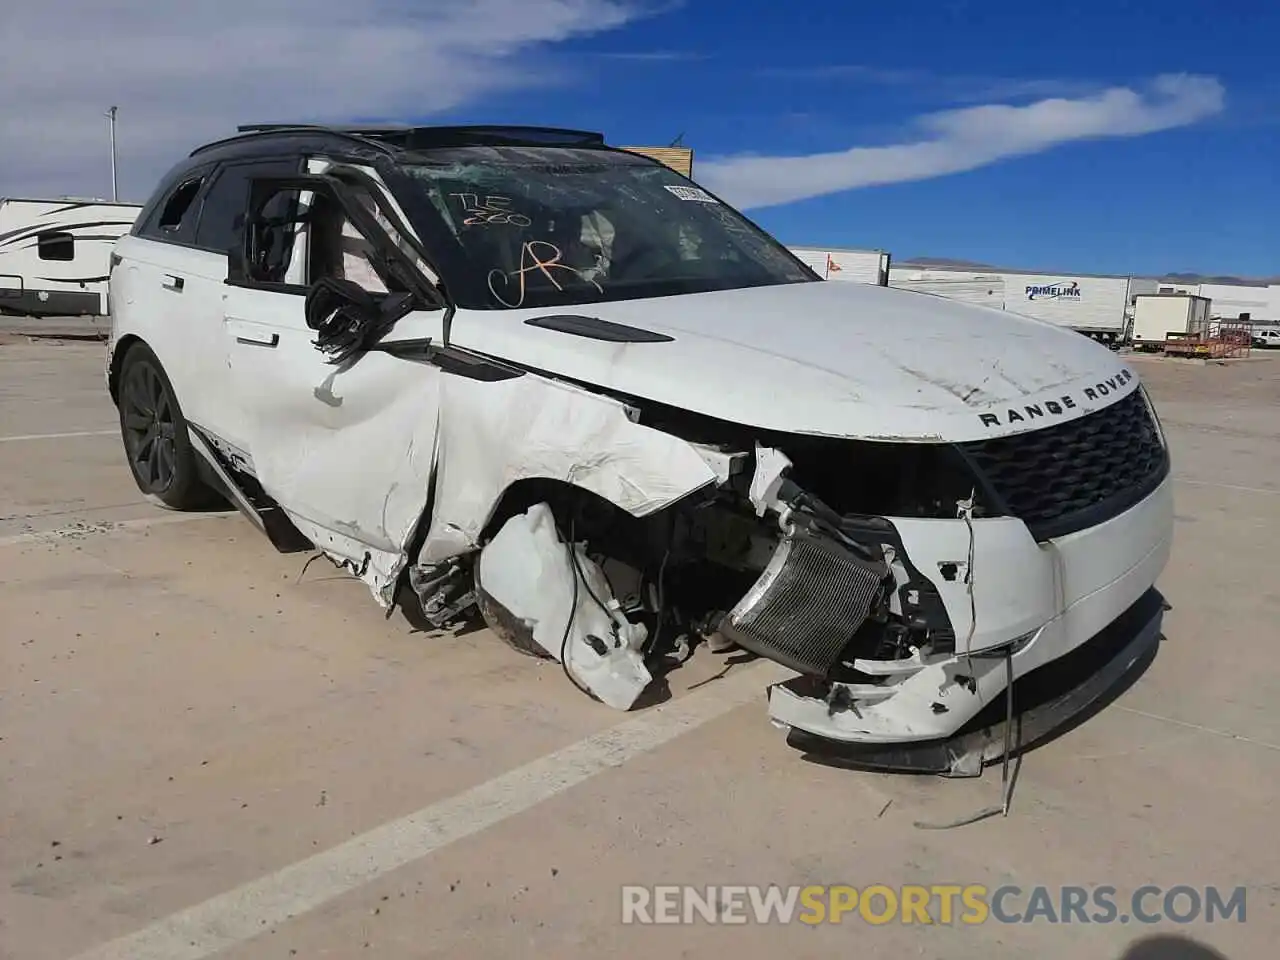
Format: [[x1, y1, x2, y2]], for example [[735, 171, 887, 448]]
[[409, 558, 477, 629], [476, 504, 652, 710], [747, 444, 792, 517], [689, 443, 749, 485]]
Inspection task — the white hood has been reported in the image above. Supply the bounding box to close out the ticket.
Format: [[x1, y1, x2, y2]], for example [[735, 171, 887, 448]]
[[447, 279, 1140, 444]]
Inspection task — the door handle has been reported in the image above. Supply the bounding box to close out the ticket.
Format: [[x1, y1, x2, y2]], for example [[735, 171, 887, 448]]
[[162, 274, 185, 292], [234, 331, 279, 348]]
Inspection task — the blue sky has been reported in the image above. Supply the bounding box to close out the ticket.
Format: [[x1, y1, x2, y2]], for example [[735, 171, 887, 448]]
[[535, 1, 1280, 277], [4, 0, 1275, 277]]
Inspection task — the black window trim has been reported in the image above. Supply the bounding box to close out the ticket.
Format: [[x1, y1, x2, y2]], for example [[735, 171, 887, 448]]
[[225, 173, 442, 311], [191, 155, 305, 254], [135, 154, 305, 254], [225, 278, 310, 297], [137, 169, 212, 246]]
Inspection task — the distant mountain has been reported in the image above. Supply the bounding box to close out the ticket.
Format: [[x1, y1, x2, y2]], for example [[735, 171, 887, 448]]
[[1157, 272, 1277, 286], [901, 256, 1001, 270], [902, 257, 1277, 286]]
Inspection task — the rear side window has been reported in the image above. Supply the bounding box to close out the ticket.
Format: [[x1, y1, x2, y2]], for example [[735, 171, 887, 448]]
[[139, 175, 206, 242], [195, 159, 299, 253]]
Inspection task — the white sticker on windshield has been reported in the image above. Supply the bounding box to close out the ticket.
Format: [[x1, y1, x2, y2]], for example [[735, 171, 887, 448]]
[[664, 185, 717, 203]]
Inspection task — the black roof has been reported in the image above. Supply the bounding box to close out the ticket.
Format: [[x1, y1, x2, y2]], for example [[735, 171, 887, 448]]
[[135, 122, 651, 227], [189, 123, 608, 160]]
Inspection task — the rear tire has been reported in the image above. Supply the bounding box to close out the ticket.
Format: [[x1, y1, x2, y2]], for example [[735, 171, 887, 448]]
[[117, 342, 213, 510]]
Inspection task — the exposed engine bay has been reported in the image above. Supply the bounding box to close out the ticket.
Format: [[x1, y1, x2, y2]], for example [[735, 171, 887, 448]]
[[407, 436, 961, 716]]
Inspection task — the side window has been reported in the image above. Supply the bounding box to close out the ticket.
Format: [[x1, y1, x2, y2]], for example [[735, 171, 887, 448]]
[[195, 159, 298, 253], [37, 232, 75, 261], [244, 186, 304, 284], [140, 176, 205, 241]]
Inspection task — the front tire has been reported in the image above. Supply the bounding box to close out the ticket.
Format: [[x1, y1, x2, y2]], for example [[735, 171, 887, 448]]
[[117, 342, 212, 510]]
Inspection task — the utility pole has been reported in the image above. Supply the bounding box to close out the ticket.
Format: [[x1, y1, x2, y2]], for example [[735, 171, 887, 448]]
[[106, 106, 119, 201]]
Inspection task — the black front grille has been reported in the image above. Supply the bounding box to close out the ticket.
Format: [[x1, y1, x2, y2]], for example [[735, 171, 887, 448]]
[[959, 388, 1168, 541]]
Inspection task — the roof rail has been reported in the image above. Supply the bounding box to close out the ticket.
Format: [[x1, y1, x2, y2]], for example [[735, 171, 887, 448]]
[[232, 123, 607, 149], [190, 125, 401, 159], [235, 123, 413, 135], [191, 123, 610, 161]]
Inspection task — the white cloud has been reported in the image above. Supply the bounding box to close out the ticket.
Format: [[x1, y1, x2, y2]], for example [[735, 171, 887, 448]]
[[698, 74, 1226, 210], [0, 0, 641, 201]]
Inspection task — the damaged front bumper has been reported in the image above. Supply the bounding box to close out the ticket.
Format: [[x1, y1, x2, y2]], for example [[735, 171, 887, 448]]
[[779, 587, 1165, 776], [764, 475, 1174, 758]]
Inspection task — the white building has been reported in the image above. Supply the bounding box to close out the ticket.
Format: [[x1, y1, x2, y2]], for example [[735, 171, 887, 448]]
[[1181, 281, 1276, 324]]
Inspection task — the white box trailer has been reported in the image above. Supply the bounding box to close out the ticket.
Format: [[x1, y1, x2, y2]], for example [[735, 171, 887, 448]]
[[887, 263, 1132, 343], [1005, 273, 1132, 342], [887, 266, 1005, 310], [0, 197, 142, 316], [787, 246, 890, 285], [1132, 294, 1212, 348]]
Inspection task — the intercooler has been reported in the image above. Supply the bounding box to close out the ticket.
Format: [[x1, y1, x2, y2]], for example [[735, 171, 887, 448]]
[[718, 526, 890, 676]]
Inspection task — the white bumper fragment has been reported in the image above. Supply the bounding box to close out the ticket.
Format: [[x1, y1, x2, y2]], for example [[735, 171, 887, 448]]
[[478, 504, 652, 710]]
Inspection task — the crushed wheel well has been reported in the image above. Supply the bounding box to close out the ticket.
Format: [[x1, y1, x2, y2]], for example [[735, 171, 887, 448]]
[[479, 478, 639, 546]]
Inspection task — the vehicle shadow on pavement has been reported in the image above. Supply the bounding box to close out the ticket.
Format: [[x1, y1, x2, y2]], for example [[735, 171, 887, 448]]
[[1117, 934, 1230, 959]]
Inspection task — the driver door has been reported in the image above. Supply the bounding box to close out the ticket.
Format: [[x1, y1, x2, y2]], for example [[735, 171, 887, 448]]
[[222, 174, 448, 588]]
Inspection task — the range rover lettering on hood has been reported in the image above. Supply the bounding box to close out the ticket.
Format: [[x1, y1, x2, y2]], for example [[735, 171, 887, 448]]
[[977, 368, 1136, 428]]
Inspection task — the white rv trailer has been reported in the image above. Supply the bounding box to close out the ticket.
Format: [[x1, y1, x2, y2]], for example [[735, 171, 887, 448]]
[[786, 246, 890, 285], [0, 198, 142, 316]]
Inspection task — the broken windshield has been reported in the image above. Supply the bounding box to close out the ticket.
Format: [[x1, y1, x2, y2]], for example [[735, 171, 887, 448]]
[[391, 147, 816, 310]]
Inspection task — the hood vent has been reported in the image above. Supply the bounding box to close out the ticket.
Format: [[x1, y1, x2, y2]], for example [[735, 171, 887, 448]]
[[524, 314, 674, 343]]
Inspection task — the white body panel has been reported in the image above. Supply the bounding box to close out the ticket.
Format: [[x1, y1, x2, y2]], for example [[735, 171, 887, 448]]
[[110, 238, 239, 446], [1132, 294, 1211, 344], [0, 198, 140, 315], [786, 246, 888, 284], [222, 292, 448, 601], [449, 279, 1138, 444]]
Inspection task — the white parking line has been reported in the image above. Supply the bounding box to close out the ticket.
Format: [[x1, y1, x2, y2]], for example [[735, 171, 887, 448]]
[[0, 511, 233, 548], [69, 659, 793, 960], [1117, 706, 1280, 752], [1175, 477, 1280, 497], [0, 429, 117, 443]]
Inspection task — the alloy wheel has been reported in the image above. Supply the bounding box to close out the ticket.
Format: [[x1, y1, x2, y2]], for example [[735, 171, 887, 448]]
[[122, 360, 178, 492]]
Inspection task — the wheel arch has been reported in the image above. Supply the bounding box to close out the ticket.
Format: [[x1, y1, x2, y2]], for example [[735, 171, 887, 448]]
[[107, 333, 147, 404], [477, 476, 675, 546], [412, 373, 721, 568]]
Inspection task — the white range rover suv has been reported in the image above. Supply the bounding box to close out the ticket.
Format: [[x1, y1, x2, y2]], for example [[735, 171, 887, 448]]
[[107, 124, 1174, 773]]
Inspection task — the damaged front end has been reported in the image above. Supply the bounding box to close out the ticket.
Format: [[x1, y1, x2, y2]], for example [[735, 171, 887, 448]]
[[406, 387, 1170, 775], [408, 412, 979, 733]]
